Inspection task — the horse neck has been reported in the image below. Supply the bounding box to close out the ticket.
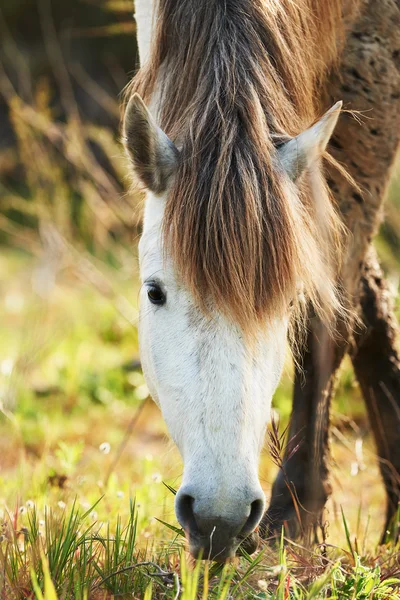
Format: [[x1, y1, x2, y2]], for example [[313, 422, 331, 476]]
[[135, 0, 156, 65]]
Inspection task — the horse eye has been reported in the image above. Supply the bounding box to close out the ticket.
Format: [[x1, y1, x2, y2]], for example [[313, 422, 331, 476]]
[[147, 284, 166, 306]]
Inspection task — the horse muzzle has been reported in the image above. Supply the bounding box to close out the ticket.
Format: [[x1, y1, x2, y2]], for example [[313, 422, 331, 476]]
[[175, 488, 265, 561]]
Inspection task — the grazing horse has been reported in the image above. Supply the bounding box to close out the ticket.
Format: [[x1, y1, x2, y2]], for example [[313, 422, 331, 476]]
[[123, 0, 400, 560]]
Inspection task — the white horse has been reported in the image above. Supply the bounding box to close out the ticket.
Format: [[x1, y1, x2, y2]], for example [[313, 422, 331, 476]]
[[124, 0, 348, 561]]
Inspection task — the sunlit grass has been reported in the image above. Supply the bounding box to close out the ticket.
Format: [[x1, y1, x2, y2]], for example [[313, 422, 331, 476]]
[[1, 248, 399, 598], [1, 496, 399, 598]]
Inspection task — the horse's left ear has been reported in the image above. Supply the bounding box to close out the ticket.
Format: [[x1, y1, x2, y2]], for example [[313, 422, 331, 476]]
[[123, 93, 179, 195], [278, 101, 342, 181]]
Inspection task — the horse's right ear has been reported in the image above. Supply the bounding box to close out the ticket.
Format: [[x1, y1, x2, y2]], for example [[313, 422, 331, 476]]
[[278, 101, 342, 181], [123, 93, 179, 195]]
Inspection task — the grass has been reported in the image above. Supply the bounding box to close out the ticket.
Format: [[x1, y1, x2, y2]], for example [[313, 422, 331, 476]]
[[2, 495, 400, 599], [1, 13, 400, 595], [1, 248, 399, 599]]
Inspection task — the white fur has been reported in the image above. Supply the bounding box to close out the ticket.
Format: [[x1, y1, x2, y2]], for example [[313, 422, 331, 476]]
[[138, 192, 288, 521], [134, 0, 156, 65]]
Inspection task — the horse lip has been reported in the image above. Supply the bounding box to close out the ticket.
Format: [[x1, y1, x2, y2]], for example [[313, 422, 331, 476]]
[[187, 530, 260, 562], [188, 531, 239, 562]]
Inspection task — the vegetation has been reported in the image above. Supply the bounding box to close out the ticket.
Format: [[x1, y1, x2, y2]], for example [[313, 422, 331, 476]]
[[1, 1, 400, 597]]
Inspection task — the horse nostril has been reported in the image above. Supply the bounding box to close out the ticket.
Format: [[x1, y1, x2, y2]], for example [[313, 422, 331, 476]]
[[175, 493, 199, 534], [239, 498, 265, 538]]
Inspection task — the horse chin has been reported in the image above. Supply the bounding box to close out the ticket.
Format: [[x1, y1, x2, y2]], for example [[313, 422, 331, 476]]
[[188, 531, 260, 563]]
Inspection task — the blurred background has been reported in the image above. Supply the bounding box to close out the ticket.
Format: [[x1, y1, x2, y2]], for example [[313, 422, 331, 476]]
[[0, 0, 400, 552]]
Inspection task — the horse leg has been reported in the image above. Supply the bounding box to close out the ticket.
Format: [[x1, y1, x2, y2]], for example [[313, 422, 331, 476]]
[[261, 248, 400, 541], [262, 0, 400, 541], [352, 247, 400, 542], [261, 320, 348, 540]]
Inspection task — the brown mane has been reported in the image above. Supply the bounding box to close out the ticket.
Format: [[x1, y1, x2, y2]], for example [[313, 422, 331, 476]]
[[128, 0, 350, 332]]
